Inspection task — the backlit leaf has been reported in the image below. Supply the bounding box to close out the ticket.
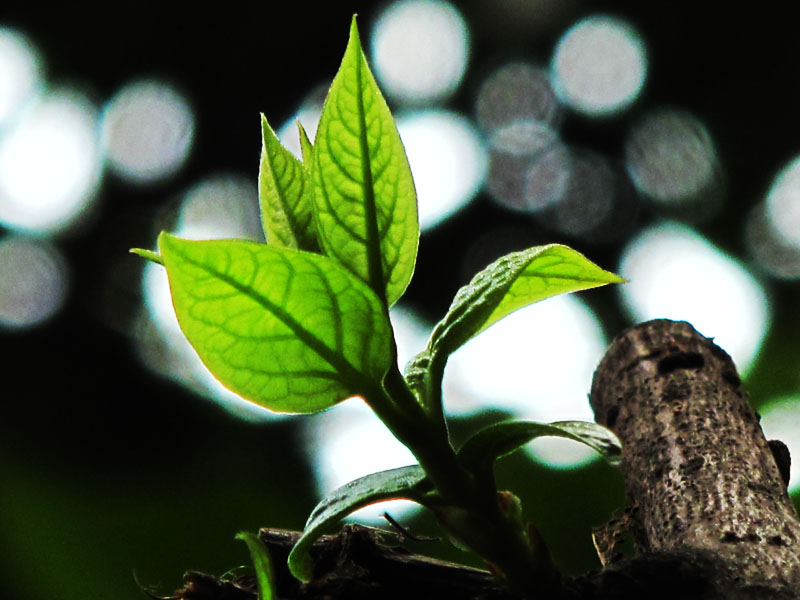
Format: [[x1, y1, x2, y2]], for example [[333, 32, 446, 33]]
[[259, 114, 319, 252], [408, 245, 624, 408], [158, 233, 392, 413], [236, 531, 276, 600], [297, 121, 314, 168], [288, 465, 429, 582], [459, 420, 622, 474], [313, 16, 418, 307]]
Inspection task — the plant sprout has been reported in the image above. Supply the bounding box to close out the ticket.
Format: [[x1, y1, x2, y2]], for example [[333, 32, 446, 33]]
[[133, 16, 624, 596]]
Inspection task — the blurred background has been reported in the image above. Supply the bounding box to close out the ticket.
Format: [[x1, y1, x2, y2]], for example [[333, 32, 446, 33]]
[[2, 1, 800, 598]]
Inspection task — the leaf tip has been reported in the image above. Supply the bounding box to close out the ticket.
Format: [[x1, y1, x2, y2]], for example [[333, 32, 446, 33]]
[[287, 544, 313, 583], [260, 114, 278, 145], [297, 120, 314, 165], [348, 14, 362, 48], [130, 247, 163, 265]]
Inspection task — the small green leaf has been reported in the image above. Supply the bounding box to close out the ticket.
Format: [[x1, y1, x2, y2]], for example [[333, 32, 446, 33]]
[[288, 465, 429, 582], [130, 247, 163, 265], [259, 114, 319, 252], [236, 531, 276, 600], [433, 244, 624, 355], [458, 420, 622, 481], [297, 121, 314, 167], [408, 245, 624, 407], [158, 233, 393, 413], [313, 15, 418, 307]]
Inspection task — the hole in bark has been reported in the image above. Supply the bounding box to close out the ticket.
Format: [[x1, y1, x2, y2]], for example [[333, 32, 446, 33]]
[[606, 405, 619, 429], [768, 535, 786, 547], [657, 352, 704, 374], [721, 531, 742, 543]]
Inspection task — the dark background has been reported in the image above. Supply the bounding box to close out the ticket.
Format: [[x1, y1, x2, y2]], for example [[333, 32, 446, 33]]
[[2, 2, 800, 599]]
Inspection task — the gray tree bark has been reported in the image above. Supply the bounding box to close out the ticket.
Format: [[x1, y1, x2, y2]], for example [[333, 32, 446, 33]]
[[590, 319, 800, 598]]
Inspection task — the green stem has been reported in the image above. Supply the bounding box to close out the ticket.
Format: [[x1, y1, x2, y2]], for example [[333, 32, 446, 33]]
[[375, 366, 474, 503], [365, 367, 561, 596]]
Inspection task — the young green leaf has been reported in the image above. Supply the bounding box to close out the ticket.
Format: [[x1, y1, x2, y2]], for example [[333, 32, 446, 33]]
[[288, 465, 429, 582], [236, 531, 276, 600], [433, 244, 624, 355], [407, 245, 624, 408], [313, 16, 418, 307], [458, 420, 622, 483], [297, 121, 314, 167], [259, 114, 319, 252], [157, 233, 392, 413]]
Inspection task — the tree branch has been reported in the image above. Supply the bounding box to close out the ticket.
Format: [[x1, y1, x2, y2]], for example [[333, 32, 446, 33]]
[[590, 319, 800, 598]]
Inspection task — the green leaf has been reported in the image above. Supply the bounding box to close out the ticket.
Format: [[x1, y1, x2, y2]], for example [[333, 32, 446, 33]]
[[288, 465, 429, 582], [259, 114, 319, 252], [158, 233, 393, 413], [313, 15, 418, 307], [297, 121, 314, 167], [236, 531, 276, 600], [408, 245, 624, 408], [433, 244, 624, 355], [458, 420, 622, 482]]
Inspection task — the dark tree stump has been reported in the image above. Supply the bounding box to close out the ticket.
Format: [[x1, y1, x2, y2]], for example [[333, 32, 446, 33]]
[[590, 319, 800, 598]]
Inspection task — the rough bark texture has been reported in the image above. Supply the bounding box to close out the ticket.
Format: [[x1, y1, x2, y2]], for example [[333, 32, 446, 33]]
[[590, 319, 800, 598], [155, 319, 800, 599]]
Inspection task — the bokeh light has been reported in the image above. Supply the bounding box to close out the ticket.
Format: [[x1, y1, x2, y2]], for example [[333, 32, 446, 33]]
[[618, 222, 769, 374], [0, 89, 101, 233], [551, 15, 647, 117], [535, 148, 621, 240], [304, 399, 419, 521], [486, 119, 569, 213], [0, 28, 42, 127], [746, 201, 800, 280], [758, 397, 800, 494], [444, 294, 608, 467], [175, 175, 262, 241], [101, 80, 194, 184], [370, 0, 469, 103], [485, 121, 633, 243], [764, 155, 800, 249], [0, 236, 67, 329], [397, 110, 487, 230], [475, 62, 561, 134], [625, 108, 721, 221]]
